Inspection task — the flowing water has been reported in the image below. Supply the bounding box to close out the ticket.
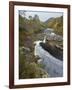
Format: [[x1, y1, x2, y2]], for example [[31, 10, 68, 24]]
[[34, 29, 63, 77]]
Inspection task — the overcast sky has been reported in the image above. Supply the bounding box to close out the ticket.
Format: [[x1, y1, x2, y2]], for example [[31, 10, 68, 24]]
[[19, 10, 63, 22]]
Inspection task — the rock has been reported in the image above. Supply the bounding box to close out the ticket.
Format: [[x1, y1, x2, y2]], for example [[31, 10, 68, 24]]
[[55, 44, 63, 50], [37, 59, 42, 63], [46, 34, 63, 41], [44, 28, 63, 41], [19, 46, 30, 54]]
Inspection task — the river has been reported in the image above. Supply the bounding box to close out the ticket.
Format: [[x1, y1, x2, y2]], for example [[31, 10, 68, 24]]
[[34, 28, 63, 77]]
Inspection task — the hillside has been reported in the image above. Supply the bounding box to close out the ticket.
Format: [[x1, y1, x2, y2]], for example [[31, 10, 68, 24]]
[[19, 14, 49, 79], [45, 16, 63, 35], [19, 15, 46, 34]]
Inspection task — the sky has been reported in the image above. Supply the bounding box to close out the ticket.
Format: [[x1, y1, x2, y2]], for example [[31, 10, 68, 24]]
[[19, 10, 63, 22]]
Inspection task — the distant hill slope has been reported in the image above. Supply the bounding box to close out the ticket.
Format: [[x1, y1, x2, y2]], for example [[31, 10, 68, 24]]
[[45, 16, 63, 36], [45, 17, 54, 24]]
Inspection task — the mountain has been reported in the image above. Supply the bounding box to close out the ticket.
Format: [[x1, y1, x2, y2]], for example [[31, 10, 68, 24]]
[[19, 14, 46, 34], [19, 14, 48, 47], [45, 16, 63, 35], [45, 17, 54, 24]]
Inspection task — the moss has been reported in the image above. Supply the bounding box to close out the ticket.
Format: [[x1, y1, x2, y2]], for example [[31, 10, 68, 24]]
[[20, 62, 48, 79]]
